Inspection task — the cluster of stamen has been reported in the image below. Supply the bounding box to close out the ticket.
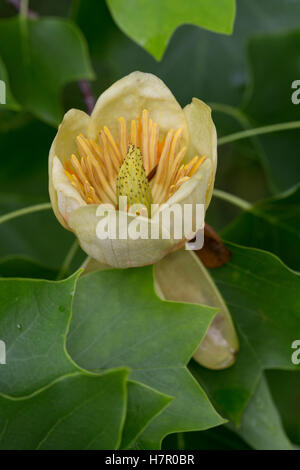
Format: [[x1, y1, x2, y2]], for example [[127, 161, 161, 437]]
[[64, 109, 205, 208]]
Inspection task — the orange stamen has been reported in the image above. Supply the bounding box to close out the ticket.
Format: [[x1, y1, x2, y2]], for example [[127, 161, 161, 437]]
[[63, 110, 205, 208]]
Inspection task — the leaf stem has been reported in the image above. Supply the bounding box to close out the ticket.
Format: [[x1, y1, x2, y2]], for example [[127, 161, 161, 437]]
[[0, 203, 51, 225], [19, 0, 28, 17], [78, 80, 95, 115], [56, 239, 79, 280], [210, 102, 250, 129], [213, 189, 252, 211], [218, 120, 300, 146], [7, 0, 38, 18]]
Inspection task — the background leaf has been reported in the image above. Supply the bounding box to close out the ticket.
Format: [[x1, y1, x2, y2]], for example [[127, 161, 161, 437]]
[[243, 31, 300, 192], [191, 243, 300, 444], [191, 329, 261, 425], [120, 380, 172, 449], [0, 256, 59, 280], [74, 0, 300, 205], [211, 244, 300, 371], [233, 374, 293, 450], [0, 16, 94, 125], [222, 185, 300, 271], [266, 369, 300, 445], [0, 57, 20, 110], [163, 426, 251, 450], [106, 0, 236, 60]]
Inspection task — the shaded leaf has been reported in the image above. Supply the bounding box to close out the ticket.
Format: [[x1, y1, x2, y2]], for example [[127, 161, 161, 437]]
[[76, 0, 300, 108], [0, 256, 58, 280], [192, 243, 300, 434], [266, 369, 300, 446], [190, 328, 261, 425], [0, 56, 20, 110], [0, 203, 85, 272], [132, 367, 225, 449], [243, 31, 300, 191], [233, 375, 293, 450], [0, 369, 128, 450], [0, 16, 94, 125], [163, 425, 251, 450], [120, 380, 172, 449], [223, 184, 300, 271], [211, 244, 300, 370], [0, 118, 55, 198]]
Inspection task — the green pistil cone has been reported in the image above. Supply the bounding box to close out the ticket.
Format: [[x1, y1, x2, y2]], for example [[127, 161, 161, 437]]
[[117, 145, 153, 216]]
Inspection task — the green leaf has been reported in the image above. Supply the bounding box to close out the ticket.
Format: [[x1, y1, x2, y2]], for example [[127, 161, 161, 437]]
[[212, 244, 300, 371], [223, 184, 300, 271], [106, 0, 236, 60], [233, 375, 293, 450], [0, 273, 79, 397], [132, 367, 225, 449], [163, 426, 251, 450], [266, 369, 300, 446], [0, 256, 59, 280], [0, 118, 55, 197], [190, 328, 261, 425], [120, 380, 172, 449], [0, 269, 131, 449], [0, 57, 20, 110], [0, 203, 84, 272], [243, 30, 300, 191], [192, 243, 300, 436], [0, 118, 86, 273], [181, 373, 293, 450], [67, 266, 225, 448], [0, 369, 128, 450], [0, 17, 94, 126], [77, 0, 300, 107]]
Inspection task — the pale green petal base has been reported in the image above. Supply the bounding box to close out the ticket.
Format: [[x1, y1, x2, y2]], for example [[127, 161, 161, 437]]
[[68, 205, 183, 268]]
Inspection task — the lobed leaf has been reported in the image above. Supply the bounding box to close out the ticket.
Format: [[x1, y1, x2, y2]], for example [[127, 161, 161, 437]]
[[67, 266, 224, 448], [106, 0, 236, 60]]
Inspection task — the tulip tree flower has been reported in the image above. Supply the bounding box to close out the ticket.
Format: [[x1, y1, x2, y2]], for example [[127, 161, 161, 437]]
[[49, 72, 238, 369], [49, 72, 216, 268]]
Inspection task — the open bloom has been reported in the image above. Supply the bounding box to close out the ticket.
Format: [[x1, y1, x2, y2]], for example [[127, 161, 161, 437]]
[[49, 72, 217, 268]]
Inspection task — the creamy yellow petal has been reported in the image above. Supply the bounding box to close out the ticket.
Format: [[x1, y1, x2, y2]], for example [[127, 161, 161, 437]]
[[49, 108, 95, 228], [52, 156, 86, 225], [153, 160, 211, 241], [154, 249, 239, 370], [91, 71, 189, 147], [68, 205, 181, 268], [184, 98, 217, 207]]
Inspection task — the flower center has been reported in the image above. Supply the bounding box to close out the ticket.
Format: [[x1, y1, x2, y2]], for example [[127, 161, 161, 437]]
[[64, 109, 205, 208], [116, 144, 152, 216]]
